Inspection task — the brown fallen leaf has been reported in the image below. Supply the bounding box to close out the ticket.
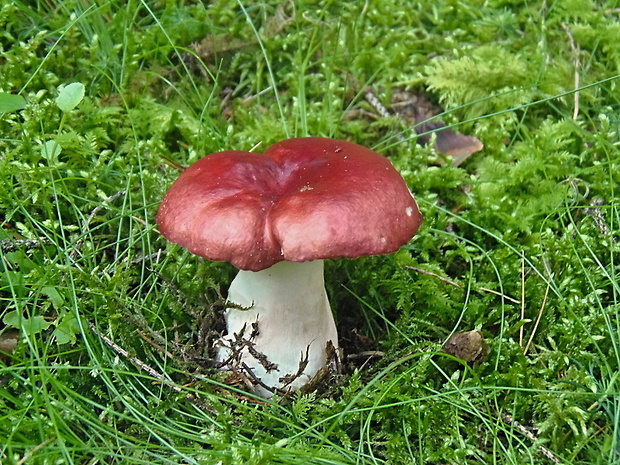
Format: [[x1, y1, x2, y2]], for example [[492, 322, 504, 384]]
[[442, 329, 490, 364], [417, 119, 484, 166], [0, 329, 19, 364], [391, 90, 484, 166], [187, 1, 294, 62]]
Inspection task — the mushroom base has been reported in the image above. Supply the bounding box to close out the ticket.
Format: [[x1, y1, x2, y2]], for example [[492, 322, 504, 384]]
[[217, 260, 338, 397]]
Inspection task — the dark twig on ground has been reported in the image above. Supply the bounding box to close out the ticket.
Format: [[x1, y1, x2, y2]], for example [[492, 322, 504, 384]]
[[70, 190, 127, 260], [500, 413, 562, 464], [88, 320, 217, 414], [0, 238, 50, 253], [585, 198, 615, 241], [561, 22, 581, 121], [405, 265, 521, 303]]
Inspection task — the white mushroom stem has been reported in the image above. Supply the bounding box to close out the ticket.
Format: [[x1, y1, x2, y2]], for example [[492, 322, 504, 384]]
[[217, 260, 338, 397]]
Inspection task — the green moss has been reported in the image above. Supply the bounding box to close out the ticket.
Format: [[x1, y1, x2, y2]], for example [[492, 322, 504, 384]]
[[1, 0, 619, 463]]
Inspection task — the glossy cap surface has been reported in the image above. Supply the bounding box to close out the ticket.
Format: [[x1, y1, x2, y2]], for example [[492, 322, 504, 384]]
[[156, 137, 423, 270]]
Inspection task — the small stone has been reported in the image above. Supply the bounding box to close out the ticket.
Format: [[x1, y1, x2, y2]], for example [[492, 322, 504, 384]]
[[443, 330, 490, 364], [0, 329, 19, 364]]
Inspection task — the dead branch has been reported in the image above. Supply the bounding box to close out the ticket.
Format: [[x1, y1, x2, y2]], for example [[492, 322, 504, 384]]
[[561, 22, 580, 121], [523, 283, 550, 356], [501, 413, 562, 464], [405, 266, 521, 303], [0, 238, 50, 253], [70, 190, 127, 260], [89, 320, 217, 414], [405, 265, 461, 288]]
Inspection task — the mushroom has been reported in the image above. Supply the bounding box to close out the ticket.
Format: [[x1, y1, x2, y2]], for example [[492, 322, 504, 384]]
[[156, 137, 423, 397]]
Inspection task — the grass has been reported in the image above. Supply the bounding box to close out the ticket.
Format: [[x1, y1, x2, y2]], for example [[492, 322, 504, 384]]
[[1, 0, 619, 463]]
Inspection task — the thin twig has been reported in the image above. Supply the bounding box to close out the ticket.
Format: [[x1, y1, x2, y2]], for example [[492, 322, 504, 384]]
[[279, 346, 310, 389], [119, 302, 213, 368], [364, 89, 392, 119], [85, 191, 127, 230], [0, 238, 50, 253], [519, 252, 526, 347], [70, 190, 127, 260], [249, 141, 263, 152], [405, 265, 461, 288], [346, 350, 385, 360], [523, 283, 550, 356], [347, 351, 384, 372], [241, 86, 273, 104], [501, 413, 561, 464], [405, 266, 521, 303], [561, 22, 580, 121], [137, 329, 177, 361], [478, 287, 521, 304], [88, 321, 217, 414], [16, 437, 56, 465], [90, 321, 176, 383], [240, 361, 279, 394], [159, 153, 186, 172], [585, 198, 615, 242], [131, 215, 157, 234], [129, 249, 167, 265]]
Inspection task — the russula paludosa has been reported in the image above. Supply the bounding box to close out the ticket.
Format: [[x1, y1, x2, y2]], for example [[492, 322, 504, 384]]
[[156, 137, 423, 396]]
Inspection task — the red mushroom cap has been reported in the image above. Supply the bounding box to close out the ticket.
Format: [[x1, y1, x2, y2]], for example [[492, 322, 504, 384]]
[[156, 137, 423, 271]]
